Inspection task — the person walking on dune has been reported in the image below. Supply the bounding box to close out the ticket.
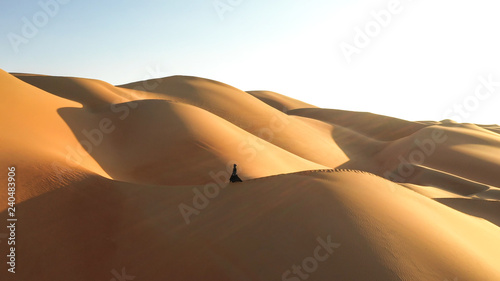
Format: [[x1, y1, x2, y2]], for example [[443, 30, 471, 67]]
[[230, 164, 242, 183]]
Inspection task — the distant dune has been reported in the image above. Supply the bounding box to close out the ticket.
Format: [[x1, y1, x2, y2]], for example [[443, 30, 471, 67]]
[[1, 69, 500, 280]]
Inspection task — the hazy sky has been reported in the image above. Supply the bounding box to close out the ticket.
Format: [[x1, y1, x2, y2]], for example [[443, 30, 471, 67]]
[[2, 0, 499, 124]]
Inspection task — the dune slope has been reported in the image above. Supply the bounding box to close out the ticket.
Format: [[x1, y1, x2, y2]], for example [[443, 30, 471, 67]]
[[1, 70, 500, 281], [3, 171, 500, 281]]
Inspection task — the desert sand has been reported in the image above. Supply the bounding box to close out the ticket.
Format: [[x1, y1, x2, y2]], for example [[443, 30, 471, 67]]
[[1, 69, 500, 280]]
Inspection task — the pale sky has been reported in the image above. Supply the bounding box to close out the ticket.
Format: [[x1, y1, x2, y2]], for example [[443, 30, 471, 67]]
[[1, 0, 499, 125]]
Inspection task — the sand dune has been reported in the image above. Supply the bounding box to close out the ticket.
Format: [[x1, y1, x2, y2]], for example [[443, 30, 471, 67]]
[[376, 125, 500, 188], [58, 98, 327, 185], [119, 76, 349, 169], [289, 107, 500, 190], [0, 70, 109, 203], [247, 90, 318, 111], [14, 73, 132, 110], [1, 70, 500, 280], [289, 107, 426, 141]]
